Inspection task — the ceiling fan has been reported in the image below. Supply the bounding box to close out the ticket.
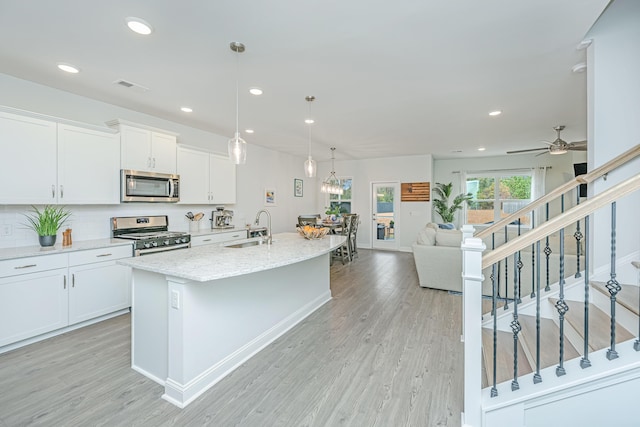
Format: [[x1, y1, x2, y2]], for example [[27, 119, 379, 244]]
[[507, 125, 587, 155]]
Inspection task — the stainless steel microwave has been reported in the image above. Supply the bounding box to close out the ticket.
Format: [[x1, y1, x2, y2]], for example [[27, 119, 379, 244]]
[[121, 170, 180, 203]]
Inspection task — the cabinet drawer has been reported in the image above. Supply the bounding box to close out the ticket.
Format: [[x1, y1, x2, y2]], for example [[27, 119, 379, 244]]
[[0, 253, 68, 278], [69, 245, 133, 266], [192, 231, 246, 246]]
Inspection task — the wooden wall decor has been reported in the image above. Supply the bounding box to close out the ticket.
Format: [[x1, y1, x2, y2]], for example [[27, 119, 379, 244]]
[[401, 182, 430, 201]]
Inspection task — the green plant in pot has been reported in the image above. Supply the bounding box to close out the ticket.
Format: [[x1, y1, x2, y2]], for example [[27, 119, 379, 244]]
[[432, 182, 473, 224], [23, 205, 72, 247]]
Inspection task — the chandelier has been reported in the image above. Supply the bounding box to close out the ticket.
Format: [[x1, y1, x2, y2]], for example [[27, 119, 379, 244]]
[[321, 147, 343, 195]]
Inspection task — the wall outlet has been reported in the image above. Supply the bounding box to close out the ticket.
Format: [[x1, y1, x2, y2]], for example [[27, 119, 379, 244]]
[[171, 290, 180, 309], [0, 224, 12, 236]]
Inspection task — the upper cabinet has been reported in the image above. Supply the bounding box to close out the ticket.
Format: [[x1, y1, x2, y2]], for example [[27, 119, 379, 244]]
[[107, 120, 178, 174], [177, 145, 236, 205], [0, 110, 119, 205]]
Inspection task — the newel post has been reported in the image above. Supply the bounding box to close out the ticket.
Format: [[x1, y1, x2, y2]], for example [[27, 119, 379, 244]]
[[461, 225, 485, 427]]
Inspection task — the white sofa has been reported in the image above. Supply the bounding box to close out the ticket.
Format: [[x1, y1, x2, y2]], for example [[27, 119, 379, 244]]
[[412, 223, 583, 296]]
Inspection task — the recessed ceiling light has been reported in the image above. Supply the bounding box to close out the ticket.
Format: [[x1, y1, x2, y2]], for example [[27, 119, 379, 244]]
[[572, 63, 587, 73], [304, 118, 314, 124], [478, 147, 486, 151], [57, 63, 80, 73], [125, 17, 153, 35], [249, 88, 263, 96], [180, 107, 193, 113], [245, 129, 254, 134], [489, 110, 502, 116]]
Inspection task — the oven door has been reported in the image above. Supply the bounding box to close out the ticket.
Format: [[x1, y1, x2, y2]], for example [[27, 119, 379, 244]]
[[121, 170, 180, 203], [135, 242, 191, 256]]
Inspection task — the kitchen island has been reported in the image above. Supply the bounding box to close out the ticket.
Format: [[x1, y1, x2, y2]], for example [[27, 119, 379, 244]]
[[118, 232, 345, 408]]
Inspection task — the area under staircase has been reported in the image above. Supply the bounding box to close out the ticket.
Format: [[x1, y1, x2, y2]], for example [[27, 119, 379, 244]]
[[460, 144, 640, 427]]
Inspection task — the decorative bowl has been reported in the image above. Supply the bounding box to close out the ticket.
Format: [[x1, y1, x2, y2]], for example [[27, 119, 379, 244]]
[[297, 226, 329, 240]]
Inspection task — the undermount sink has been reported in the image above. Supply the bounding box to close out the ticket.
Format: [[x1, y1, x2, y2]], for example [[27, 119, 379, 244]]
[[225, 240, 267, 249]]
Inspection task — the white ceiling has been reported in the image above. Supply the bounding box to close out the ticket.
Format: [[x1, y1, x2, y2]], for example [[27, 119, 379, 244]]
[[0, 0, 609, 161]]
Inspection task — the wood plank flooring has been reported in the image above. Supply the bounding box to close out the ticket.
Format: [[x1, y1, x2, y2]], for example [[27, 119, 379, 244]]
[[0, 249, 463, 427]]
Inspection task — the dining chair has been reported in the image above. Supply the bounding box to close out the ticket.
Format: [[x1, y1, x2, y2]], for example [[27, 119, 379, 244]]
[[348, 214, 359, 260], [331, 215, 352, 265]]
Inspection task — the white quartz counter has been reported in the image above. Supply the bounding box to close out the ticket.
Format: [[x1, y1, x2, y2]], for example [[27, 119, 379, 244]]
[[0, 238, 133, 261], [119, 232, 346, 282]]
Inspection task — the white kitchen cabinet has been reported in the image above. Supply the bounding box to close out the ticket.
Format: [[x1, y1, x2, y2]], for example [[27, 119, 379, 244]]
[[110, 120, 178, 174], [177, 145, 236, 205], [191, 230, 246, 247], [0, 254, 68, 347], [0, 111, 58, 204], [68, 246, 131, 325], [57, 124, 120, 204]]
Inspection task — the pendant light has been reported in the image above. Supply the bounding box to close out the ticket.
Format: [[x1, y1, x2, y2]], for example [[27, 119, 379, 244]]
[[321, 147, 344, 195], [228, 42, 247, 164], [304, 96, 317, 177]]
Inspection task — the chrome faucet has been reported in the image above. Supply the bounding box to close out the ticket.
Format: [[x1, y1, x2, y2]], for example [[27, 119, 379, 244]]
[[254, 209, 272, 244]]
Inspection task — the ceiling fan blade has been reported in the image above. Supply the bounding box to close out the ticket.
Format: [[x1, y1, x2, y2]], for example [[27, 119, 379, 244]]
[[507, 147, 548, 154]]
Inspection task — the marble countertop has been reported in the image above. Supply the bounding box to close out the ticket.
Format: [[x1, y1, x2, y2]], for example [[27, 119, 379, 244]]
[[189, 228, 248, 237], [118, 232, 346, 282], [0, 239, 133, 261]]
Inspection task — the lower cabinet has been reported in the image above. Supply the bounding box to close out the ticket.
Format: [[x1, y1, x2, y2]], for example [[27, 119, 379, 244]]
[[0, 267, 68, 347], [191, 230, 247, 247], [0, 245, 132, 350]]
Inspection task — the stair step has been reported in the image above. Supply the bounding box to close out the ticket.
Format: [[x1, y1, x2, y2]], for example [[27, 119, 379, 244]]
[[550, 298, 635, 352], [592, 281, 639, 316], [482, 328, 531, 387], [518, 315, 580, 371]]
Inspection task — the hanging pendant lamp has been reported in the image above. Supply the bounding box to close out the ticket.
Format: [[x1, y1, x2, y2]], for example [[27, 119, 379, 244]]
[[321, 147, 343, 195], [228, 42, 247, 164], [304, 96, 317, 178]]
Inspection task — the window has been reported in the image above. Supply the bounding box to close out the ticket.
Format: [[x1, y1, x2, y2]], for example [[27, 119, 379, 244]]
[[466, 172, 532, 227], [329, 177, 352, 214]]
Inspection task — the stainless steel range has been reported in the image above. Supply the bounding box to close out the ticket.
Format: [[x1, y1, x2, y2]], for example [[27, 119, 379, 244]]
[[112, 215, 191, 256]]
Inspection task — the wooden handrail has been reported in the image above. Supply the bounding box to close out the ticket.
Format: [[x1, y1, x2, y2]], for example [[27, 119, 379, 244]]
[[476, 144, 640, 239], [482, 173, 640, 268]]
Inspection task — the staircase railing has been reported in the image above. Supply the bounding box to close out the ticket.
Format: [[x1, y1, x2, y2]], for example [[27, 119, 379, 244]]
[[461, 168, 640, 426]]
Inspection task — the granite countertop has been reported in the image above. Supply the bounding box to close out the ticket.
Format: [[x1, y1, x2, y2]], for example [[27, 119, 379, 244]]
[[189, 228, 248, 237], [118, 232, 346, 282], [0, 239, 133, 261]]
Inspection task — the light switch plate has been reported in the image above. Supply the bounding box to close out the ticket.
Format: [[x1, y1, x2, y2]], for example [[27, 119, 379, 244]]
[[171, 290, 180, 309]]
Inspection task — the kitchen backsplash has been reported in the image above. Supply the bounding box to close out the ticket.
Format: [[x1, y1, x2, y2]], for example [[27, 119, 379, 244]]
[[0, 204, 248, 249]]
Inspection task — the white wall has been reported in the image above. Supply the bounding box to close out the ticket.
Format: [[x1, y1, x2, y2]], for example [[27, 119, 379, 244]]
[[0, 73, 317, 247], [315, 155, 433, 251], [586, 0, 640, 277]]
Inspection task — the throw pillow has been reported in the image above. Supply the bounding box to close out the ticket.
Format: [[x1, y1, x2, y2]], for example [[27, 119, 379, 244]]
[[438, 223, 455, 230], [417, 227, 437, 246], [426, 222, 439, 231]]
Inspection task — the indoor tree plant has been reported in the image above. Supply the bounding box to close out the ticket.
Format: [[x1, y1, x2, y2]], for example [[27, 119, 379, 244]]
[[23, 205, 72, 247], [432, 182, 473, 224]]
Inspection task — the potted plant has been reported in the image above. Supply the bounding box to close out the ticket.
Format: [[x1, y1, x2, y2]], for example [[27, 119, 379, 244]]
[[432, 182, 473, 224], [23, 205, 72, 247]]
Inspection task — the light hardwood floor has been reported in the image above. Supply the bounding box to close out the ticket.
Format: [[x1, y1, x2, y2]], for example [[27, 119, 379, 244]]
[[0, 249, 463, 426]]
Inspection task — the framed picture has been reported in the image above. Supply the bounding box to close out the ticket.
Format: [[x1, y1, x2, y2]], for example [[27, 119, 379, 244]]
[[264, 188, 277, 206], [294, 179, 303, 197]]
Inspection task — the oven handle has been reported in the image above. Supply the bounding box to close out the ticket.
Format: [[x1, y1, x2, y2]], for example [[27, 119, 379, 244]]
[[135, 242, 191, 256]]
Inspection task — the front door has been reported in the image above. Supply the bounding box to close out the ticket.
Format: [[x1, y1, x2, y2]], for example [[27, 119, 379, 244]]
[[371, 182, 399, 250]]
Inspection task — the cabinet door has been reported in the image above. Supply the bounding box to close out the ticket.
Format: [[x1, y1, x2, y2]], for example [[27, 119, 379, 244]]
[[177, 146, 210, 204], [57, 124, 120, 204], [68, 262, 131, 325], [210, 154, 236, 204], [0, 269, 68, 347], [191, 231, 246, 246], [151, 132, 177, 174], [0, 111, 58, 204], [120, 125, 152, 171]]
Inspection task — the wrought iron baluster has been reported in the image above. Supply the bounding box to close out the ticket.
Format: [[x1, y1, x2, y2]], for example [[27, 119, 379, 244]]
[[530, 211, 536, 299], [635, 257, 640, 351], [544, 203, 551, 291], [534, 238, 542, 383], [581, 215, 591, 369], [517, 220, 523, 304], [556, 214, 568, 377], [559, 195, 566, 288], [491, 263, 498, 397], [606, 202, 621, 361], [574, 187, 583, 278], [504, 226, 509, 310], [511, 252, 521, 391]]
